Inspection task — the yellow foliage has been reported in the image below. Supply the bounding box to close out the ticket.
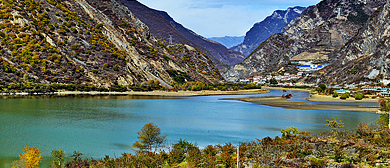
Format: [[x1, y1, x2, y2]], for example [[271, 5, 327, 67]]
[[19, 145, 42, 168]]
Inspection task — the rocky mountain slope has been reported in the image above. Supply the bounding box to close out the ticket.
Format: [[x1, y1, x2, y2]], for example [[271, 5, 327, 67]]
[[303, 0, 390, 84], [119, 0, 245, 68], [231, 6, 306, 56], [208, 36, 244, 48], [0, 0, 223, 88], [225, 0, 386, 82]]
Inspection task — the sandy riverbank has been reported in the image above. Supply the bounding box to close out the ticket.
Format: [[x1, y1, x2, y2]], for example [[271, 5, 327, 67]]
[[225, 96, 379, 112], [0, 89, 270, 97], [307, 94, 379, 103]]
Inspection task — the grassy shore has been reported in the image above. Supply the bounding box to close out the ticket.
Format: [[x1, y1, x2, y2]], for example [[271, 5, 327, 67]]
[[0, 89, 270, 97], [307, 94, 379, 103]]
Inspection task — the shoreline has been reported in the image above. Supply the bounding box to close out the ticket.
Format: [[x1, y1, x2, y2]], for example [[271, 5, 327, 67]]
[[225, 96, 379, 113], [0, 89, 270, 97], [307, 94, 380, 103]]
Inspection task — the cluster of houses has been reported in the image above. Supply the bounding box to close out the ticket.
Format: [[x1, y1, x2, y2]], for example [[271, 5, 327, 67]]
[[239, 60, 328, 84], [323, 85, 390, 97], [361, 86, 390, 97], [236, 59, 390, 97], [239, 72, 305, 85]]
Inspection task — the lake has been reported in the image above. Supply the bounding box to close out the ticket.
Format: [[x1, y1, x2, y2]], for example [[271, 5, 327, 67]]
[[0, 89, 380, 167]]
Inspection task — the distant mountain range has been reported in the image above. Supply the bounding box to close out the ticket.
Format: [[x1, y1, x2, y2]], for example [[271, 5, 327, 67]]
[[231, 6, 306, 56], [208, 36, 245, 48]]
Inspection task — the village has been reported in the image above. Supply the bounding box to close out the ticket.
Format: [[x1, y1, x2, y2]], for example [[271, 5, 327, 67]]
[[238, 60, 390, 97], [239, 60, 328, 86]]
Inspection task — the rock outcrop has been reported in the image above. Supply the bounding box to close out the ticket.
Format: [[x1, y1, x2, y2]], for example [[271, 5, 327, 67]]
[[304, 0, 390, 84]]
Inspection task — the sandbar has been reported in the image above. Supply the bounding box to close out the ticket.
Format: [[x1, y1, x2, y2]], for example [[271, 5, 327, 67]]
[[225, 96, 379, 112], [307, 94, 380, 103]]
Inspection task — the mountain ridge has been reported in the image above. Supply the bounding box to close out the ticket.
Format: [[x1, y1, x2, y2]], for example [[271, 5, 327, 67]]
[[225, 0, 386, 83], [302, 0, 390, 84], [231, 6, 306, 56], [119, 0, 246, 68], [153, 8, 246, 67], [208, 36, 244, 48], [0, 0, 223, 89]]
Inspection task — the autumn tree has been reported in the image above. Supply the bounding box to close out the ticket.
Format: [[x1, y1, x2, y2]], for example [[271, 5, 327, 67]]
[[133, 123, 167, 153], [12, 145, 42, 168], [326, 118, 344, 133], [280, 126, 299, 137]]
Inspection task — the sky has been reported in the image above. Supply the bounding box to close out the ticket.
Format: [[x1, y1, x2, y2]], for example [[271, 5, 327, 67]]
[[137, 0, 322, 38]]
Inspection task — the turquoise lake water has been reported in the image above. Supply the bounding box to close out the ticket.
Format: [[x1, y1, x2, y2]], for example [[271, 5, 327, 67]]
[[0, 89, 380, 167]]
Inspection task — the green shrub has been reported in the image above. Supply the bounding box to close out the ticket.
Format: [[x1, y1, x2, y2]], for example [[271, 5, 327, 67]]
[[96, 23, 103, 29], [355, 93, 364, 100], [113, 64, 119, 71], [57, 28, 66, 35], [91, 69, 98, 74], [340, 93, 349, 99], [317, 83, 327, 93], [70, 27, 78, 33], [70, 44, 79, 50], [103, 63, 108, 68], [332, 92, 338, 98], [48, 24, 54, 30]]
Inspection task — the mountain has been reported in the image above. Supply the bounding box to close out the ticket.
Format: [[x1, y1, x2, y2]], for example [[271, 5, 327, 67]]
[[119, 0, 245, 68], [225, 0, 386, 83], [0, 0, 223, 88], [231, 6, 306, 56], [208, 36, 245, 48], [303, 0, 390, 85]]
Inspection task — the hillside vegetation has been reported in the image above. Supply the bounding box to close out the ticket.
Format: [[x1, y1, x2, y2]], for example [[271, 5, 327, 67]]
[[0, 0, 223, 90]]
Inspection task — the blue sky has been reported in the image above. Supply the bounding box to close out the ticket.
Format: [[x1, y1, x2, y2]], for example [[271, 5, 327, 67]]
[[137, 0, 321, 38]]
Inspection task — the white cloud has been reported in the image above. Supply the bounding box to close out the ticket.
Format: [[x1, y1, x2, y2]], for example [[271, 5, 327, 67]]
[[136, 0, 321, 37]]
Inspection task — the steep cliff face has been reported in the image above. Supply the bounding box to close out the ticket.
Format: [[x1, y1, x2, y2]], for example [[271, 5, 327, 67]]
[[303, 0, 390, 84], [0, 0, 223, 88], [225, 0, 385, 82], [231, 6, 306, 56]]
